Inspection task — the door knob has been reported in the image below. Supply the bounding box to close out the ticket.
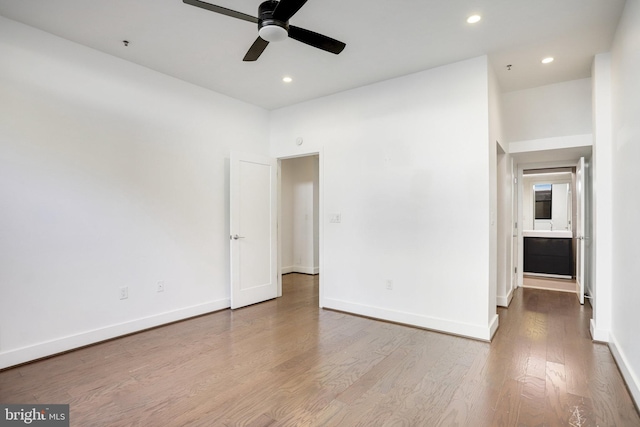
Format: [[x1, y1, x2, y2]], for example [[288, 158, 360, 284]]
[[231, 234, 245, 240]]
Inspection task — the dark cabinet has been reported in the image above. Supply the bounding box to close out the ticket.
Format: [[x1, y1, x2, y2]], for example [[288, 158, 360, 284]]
[[524, 237, 573, 277]]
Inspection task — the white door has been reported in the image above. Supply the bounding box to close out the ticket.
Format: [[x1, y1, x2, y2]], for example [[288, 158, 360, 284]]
[[575, 157, 585, 305], [230, 152, 277, 309]]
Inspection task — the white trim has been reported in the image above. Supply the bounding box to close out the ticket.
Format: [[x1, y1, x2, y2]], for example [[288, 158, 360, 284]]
[[292, 265, 317, 275], [509, 134, 593, 154], [609, 333, 640, 409], [497, 287, 514, 307], [276, 160, 283, 298], [324, 298, 494, 341], [489, 314, 500, 340], [282, 266, 319, 275], [516, 158, 590, 290], [281, 265, 295, 274], [590, 319, 610, 342], [0, 299, 229, 370]]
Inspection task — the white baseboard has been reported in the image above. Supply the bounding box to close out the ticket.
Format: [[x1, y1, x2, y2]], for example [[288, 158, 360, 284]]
[[283, 265, 319, 275], [590, 319, 610, 342], [489, 314, 499, 340], [323, 298, 494, 341], [0, 299, 230, 370], [497, 288, 514, 307], [609, 333, 640, 409]]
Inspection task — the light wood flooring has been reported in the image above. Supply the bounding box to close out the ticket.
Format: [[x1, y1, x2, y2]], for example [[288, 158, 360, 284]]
[[523, 275, 577, 293], [1, 274, 639, 426]]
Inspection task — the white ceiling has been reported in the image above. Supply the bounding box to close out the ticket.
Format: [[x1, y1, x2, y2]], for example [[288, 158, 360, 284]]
[[0, 0, 626, 110]]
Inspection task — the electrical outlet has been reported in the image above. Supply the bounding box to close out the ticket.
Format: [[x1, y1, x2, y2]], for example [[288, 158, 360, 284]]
[[119, 286, 128, 300], [157, 281, 165, 293], [386, 280, 394, 290]]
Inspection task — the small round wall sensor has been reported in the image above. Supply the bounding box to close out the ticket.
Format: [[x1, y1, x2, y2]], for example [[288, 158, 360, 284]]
[[296, 137, 303, 146]]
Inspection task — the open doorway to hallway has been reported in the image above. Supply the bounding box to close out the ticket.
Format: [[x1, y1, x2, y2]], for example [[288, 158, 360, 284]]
[[516, 159, 591, 306], [280, 155, 320, 295], [521, 167, 576, 295]]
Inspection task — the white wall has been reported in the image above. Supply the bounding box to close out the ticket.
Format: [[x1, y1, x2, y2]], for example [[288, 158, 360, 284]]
[[270, 56, 497, 340], [502, 78, 593, 142], [0, 17, 269, 368], [608, 0, 640, 405], [280, 156, 319, 275], [590, 54, 613, 342]]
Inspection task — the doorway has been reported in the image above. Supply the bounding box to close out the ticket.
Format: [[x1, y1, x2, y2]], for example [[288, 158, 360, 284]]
[[279, 155, 320, 296], [521, 168, 575, 287], [516, 158, 591, 304]]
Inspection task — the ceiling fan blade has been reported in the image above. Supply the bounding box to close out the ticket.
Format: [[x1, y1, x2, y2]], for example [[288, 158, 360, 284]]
[[183, 0, 258, 24], [243, 37, 269, 61], [288, 26, 346, 55], [273, 0, 308, 21]]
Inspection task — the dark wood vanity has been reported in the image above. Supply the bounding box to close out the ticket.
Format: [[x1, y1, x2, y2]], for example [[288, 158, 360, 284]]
[[523, 234, 573, 277]]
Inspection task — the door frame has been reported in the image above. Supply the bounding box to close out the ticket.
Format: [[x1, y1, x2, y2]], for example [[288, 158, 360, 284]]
[[516, 159, 586, 289], [575, 157, 586, 304], [276, 150, 324, 307]]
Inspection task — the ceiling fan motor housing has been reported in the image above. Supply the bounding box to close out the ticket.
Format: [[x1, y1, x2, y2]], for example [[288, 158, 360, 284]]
[[258, 0, 289, 41]]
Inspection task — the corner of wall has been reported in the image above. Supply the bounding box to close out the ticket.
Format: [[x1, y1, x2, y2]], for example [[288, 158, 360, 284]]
[[589, 319, 610, 343], [497, 287, 514, 308]]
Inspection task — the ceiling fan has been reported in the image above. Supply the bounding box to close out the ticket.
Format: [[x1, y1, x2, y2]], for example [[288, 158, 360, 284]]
[[183, 0, 346, 61]]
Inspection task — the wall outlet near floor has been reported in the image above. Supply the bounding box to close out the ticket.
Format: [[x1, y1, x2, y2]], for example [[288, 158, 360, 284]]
[[119, 286, 128, 300], [157, 281, 165, 293], [386, 280, 394, 290]]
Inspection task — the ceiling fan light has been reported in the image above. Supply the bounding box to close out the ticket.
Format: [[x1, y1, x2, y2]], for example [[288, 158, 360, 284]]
[[259, 25, 288, 42]]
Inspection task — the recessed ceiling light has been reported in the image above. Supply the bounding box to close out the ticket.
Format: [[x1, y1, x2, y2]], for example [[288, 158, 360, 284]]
[[467, 15, 481, 24], [282, 76, 293, 83], [542, 57, 554, 64]]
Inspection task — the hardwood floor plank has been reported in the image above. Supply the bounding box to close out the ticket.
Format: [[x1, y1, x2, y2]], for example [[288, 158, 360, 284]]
[[336, 347, 410, 405], [490, 378, 523, 427], [544, 360, 568, 426], [429, 341, 497, 427], [516, 375, 546, 426], [1, 276, 639, 426]]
